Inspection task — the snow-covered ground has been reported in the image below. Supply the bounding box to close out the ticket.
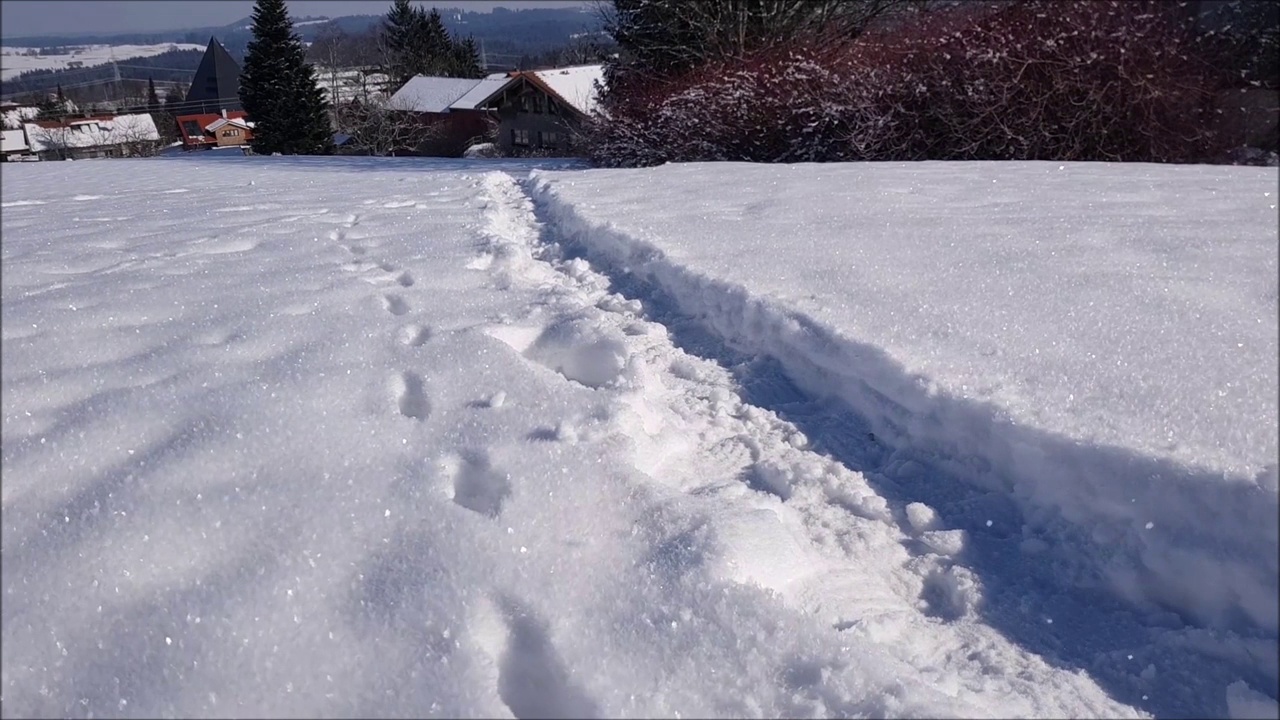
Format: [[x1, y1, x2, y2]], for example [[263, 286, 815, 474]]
[[1, 155, 1276, 719], [0, 43, 205, 81]]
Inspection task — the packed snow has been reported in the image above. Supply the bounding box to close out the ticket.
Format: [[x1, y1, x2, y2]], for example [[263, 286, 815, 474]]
[[0, 43, 204, 81], [1, 155, 1276, 719]]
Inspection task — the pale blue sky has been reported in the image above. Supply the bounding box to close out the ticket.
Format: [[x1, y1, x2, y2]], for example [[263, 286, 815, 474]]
[[1, 1, 590, 38]]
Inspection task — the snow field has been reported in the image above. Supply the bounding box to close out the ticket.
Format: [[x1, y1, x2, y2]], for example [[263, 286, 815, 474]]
[[2, 155, 1275, 718], [0, 43, 206, 81]]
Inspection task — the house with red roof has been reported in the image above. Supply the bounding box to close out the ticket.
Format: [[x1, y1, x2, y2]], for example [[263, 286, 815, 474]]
[[174, 109, 254, 151]]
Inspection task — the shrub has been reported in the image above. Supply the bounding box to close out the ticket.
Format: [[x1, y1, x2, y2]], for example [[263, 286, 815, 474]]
[[587, 1, 1232, 166]]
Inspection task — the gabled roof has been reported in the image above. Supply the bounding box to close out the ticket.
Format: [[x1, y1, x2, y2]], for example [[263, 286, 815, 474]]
[[388, 76, 485, 113], [448, 75, 513, 111], [527, 64, 604, 117], [205, 116, 253, 132], [183, 37, 242, 115]]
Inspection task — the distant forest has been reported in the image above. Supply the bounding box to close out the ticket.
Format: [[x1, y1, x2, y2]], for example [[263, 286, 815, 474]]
[[1, 6, 605, 99]]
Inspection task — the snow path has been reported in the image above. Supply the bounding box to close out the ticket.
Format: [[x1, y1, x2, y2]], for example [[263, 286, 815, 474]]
[[0, 156, 1263, 718], [463, 170, 1140, 718], [524, 167, 1280, 718]]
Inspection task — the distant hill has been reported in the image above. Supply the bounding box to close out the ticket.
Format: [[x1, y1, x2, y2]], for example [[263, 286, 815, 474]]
[[0, 6, 601, 57], [0, 6, 604, 100]]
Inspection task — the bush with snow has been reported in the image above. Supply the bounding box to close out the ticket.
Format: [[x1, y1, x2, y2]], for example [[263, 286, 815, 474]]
[[588, 1, 1231, 166]]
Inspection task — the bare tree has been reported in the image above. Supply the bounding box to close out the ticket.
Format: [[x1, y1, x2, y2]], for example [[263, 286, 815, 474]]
[[111, 114, 162, 157], [29, 123, 75, 160], [333, 96, 442, 156], [309, 25, 354, 107]]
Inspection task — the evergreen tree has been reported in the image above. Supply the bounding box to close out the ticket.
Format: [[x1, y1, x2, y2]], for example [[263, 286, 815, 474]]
[[35, 94, 67, 121], [146, 77, 162, 113], [56, 83, 65, 103], [450, 36, 484, 78], [417, 8, 453, 75], [239, 0, 333, 155], [381, 0, 422, 89]]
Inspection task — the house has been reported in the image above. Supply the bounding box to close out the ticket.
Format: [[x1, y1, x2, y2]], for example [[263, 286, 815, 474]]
[[470, 64, 604, 155], [376, 64, 603, 157], [174, 109, 254, 150], [180, 37, 242, 116], [22, 113, 161, 160], [1, 128, 34, 161], [385, 75, 497, 157]]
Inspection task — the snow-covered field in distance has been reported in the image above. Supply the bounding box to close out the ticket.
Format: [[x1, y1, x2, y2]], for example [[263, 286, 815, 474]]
[[0, 43, 204, 81], [1, 155, 1276, 719]]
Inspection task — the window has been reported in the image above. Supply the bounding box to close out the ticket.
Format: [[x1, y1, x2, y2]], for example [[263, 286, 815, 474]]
[[538, 131, 558, 148], [533, 94, 545, 114], [519, 95, 531, 113], [181, 120, 201, 138], [222, 128, 240, 137], [511, 129, 530, 147]]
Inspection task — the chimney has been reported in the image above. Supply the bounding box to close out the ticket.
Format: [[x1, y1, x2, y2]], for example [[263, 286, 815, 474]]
[[221, 108, 227, 119]]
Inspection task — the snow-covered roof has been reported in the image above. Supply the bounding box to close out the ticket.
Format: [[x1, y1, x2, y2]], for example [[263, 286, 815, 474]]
[[23, 113, 160, 152], [2, 105, 39, 130], [388, 76, 484, 113], [1, 128, 28, 152], [449, 76, 512, 111], [205, 117, 253, 132], [530, 64, 604, 117]]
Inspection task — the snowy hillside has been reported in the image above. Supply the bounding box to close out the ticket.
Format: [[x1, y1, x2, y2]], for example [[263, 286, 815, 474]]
[[0, 43, 205, 81], [2, 156, 1276, 719]]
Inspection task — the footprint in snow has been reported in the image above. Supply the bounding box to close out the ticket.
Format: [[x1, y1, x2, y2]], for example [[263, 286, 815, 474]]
[[382, 294, 410, 316], [443, 450, 511, 518], [470, 594, 600, 719], [391, 371, 430, 420], [397, 324, 432, 347]]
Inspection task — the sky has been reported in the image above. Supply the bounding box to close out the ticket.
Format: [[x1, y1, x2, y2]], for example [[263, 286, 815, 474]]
[[0, 1, 589, 39]]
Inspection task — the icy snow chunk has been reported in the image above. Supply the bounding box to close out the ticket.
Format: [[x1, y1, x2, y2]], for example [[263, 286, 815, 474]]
[[905, 502, 940, 532], [920, 529, 967, 557]]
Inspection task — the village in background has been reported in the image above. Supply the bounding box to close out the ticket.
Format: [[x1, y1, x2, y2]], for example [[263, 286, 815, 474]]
[[0, 3, 612, 162]]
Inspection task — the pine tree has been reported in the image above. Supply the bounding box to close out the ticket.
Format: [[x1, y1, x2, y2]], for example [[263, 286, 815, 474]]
[[146, 77, 162, 113], [240, 0, 333, 155]]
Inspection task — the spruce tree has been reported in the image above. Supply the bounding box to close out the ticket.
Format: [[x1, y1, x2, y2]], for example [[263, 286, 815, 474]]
[[240, 0, 333, 155], [450, 36, 484, 78], [146, 78, 162, 113], [382, 0, 421, 89], [418, 8, 453, 75]]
